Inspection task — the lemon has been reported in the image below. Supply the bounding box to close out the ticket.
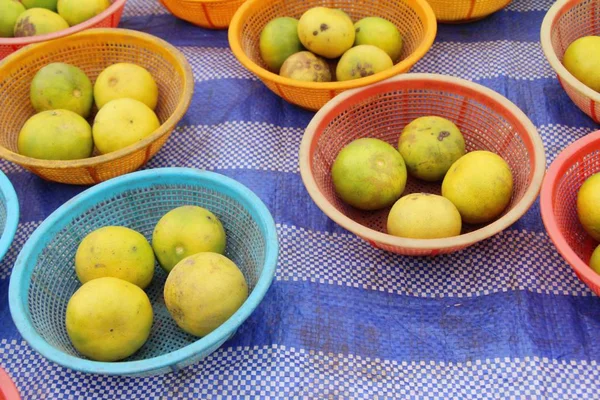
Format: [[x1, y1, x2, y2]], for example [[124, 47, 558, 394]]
[[590, 245, 600, 274], [354, 17, 403, 62], [92, 98, 160, 154], [22, 0, 58, 11], [387, 193, 462, 239], [442, 150, 513, 224], [152, 206, 227, 273], [164, 253, 248, 337], [577, 172, 600, 241], [57, 0, 110, 27], [280, 51, 332, 82], [336, 45, 393, 81], [297, 7, 355, 59], [66, 277, 153, 362], [75, 226, 155, 289], [0, 0, 26, 38], [259, 17, 303, 73], [563, 36, 600, 93], [13, 8, 68, 37], [94, 63, 159, 110]]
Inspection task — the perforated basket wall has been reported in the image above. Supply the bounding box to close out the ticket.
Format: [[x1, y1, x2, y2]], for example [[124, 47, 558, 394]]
[[300, 74, 545, 256], [10, 169, 277, 376], [542, 0, 600, 123], [229, 0, 436, 111], [160, 0, 247, 29], [0, 29, 193, 185], [425, 0, 511, 22]]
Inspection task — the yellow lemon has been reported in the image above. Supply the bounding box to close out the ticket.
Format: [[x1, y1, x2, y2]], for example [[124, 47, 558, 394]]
[[13, 8, 68, 37], [75, 226, 155, 289], [279, 51, 332, 82], [57, 0, 110, 27], [164, 253, 248, 337], [0, 0, 26, 38], [563, 36, 600, 93], [577, 172, 600, 241], [66, 277, 153, 362], [297, 7, 355, 59], [94, 63, 159, 110], [590, 245, 600, 274], [336, 45, 393, 81]]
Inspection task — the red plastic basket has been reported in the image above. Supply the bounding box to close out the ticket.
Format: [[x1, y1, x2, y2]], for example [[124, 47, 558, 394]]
[[541, 130, 600, 296], [0, 367, 20, 400], [299, 73, 546, 256], [0, 0, 126, 60]]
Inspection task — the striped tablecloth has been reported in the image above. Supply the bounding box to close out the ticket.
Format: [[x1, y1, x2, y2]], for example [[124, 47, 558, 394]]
[[2, 0, 600, 398]]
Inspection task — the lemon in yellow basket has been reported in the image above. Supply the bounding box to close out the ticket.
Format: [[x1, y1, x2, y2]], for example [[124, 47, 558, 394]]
[[75, 226, 155, 289], [336, 45, 393, 81], [0, 0, 26, 38], [13, 8, 68, 37], [66, 277, 153, 362], [354, 17, 403, 62], [259, 17, 304, 73], [94, 63, 159, 110], [577, 172, 600, 242], [57, 0, 111, 27], [280, 51, 332, 82], [297, 7, 355, 59]]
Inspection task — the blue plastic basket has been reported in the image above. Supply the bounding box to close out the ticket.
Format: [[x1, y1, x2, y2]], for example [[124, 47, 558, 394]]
[[9, 168, 278, 376], [0, 170, 19, 263]]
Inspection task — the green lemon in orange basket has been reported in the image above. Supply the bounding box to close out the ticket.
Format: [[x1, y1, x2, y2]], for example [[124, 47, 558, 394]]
[[354, 17, 403, 62], [297, 7, 355, 59], [92, 98, 160, 154], [164, 252, 248, 337], [577, 172, 600, 242], [57, 0, 111, 26], [260, 17, 304, 73], [398, 116, 466, 182], [152, 206, 227, 273], [387, 193, 462, 239], [0, 0, 26, 38], [94, 63, 159, 110], [22, 0, 58, 11], [280, 51, 332, 82], [13, 8, 69, 37], [75, 226, 155, 289], [563, 36, 600, 93], [336, 45, 394, 81], [331, 138, 407, 211], [66, 277, 153, 362], [18, 109, 93, 160]]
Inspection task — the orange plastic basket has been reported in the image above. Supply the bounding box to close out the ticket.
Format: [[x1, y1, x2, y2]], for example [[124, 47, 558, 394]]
[[541, 0, 600, 123], [160, 0, 247, 29], [0, 0, 126, 60], [541, 131, 600, 296], [425, 0, 512, 23], [299, 73, 546, 256], [229, 0, 437, 111], [0, 28, 194, 186]]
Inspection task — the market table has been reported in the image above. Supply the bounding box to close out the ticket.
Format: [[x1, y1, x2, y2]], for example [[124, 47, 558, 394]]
[[2, 0, 600, 398]]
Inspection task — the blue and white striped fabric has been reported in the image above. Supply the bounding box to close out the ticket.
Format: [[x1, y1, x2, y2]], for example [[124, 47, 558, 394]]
[[2, 0, 600, 398]]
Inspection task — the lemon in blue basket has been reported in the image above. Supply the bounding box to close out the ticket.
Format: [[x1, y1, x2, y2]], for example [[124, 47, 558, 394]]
[[336, 45, 394, 81], [577, 172, 600, 242], [563, 36, 600, 93], [75, 226, 155, 289], [57, 0, 110, 27], [297, 7, 355, 59], [30, 63, 94, 118], [22, 0, 58, 11], [398, 116, 466, 182], [94, 63, 159, 110], [0, 0, 26, 38], [92, 98, 160, 154], [13, 8, 69, 37], [152, 206, 227, 273], [260, 17, 304, 73], [66, 277, 153, 362], [18, 109, 93, 160], [164, 252, 248, 337], [354, 17, 403, 62], [331, 138, 407, 211]]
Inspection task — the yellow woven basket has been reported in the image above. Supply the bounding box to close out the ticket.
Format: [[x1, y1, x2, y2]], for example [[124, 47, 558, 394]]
[[160, 0, 247, 29], [0, 28, 194, 186], [426, 0, 512, 23]]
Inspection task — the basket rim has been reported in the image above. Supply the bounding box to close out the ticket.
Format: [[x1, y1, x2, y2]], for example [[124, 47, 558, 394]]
[[540, 130, 600, 293], [299, 73, 547, 252], [0, 367, 20, 400], [8, 167, 279, 376], [0, 28, 194, 171], [0, 170, 19, 264], [540, 0, 600, 103], [228, 0, 437, 91], [0, 0, 127, 47]]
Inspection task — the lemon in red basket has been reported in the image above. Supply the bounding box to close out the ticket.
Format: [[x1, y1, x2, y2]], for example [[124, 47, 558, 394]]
[[398, 116, 466, 182], [152, 206, 227, 273], [18, 109, 93, 160], [442, 150, 513, 224], [13, 8, 68, 37], [354, 17, 403, 62], [66, 277, 153, 362], [30, 63, 93, 118], [280, 51, 332, 82], [387, 193, 462, 239], [94, 63, 159, 110], [331, 138, 407, 211], [260, 17, 304, 73], [75, 226, 155, 289], [164, 252, 248, 337], [563, 36, 600, 93], [57, 0, 110, 27], [297, 7, 355, 59], [0, 0, 25, 38], [590, 245, 600, 274], [336, 45, 394, 81], [92, 98, 160, 154], [22, 0, 58, 11], [577, 172, 600, 241]]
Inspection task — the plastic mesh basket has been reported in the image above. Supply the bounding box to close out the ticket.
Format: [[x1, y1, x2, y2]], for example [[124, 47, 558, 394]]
[[541, 131, 600, 296], [160, 0, 247, 29], [9, 168, 278, 376], [0, 170, 19, 264], [299, 73, 546, 256], [541, 0, 600, 123], [425, 0, 512, 23]]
